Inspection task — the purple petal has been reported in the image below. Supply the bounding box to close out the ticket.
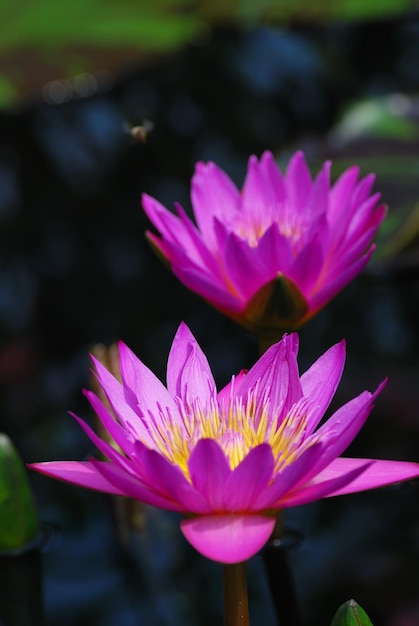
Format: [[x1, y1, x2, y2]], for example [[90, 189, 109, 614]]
[[289, 235, 324, 295], [223, 231, 277, 301], [253, 442, 325, 509], [308, 248, 373, 313], [118, 341, 178, 415], [328, 165, 360, 226], [256, 223, 294, 274], [83, 390, 139, 455], [307, 161, 331, 218], [175, 203, 225, 276], [278, 461, 372, 508], [167, 322, 216, 402], [217, 370, 247, 405], [299, 340, 346, 434], [172, 263, 243, 314], [321, 458, 419, 497], [260, 151, 287, 207], [224, 445, 274, 510], [238, 333, 302, 421], [241, 154, 280, 224], [305, 382, 386, 478], [191, 161, 240, 247], [188, 439, 231, 510], [90, 355, 155, 444], [90, 459, 185, 511], [181, 513, 276, 563], [285, 151, 313, 212], [28, 460, 127, 495], [142, 193, 182, 242], [133, 444, 212, 514], [70, 413, 135, 474]]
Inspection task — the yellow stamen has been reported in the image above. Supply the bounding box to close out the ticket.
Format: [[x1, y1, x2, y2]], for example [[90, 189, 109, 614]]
[[146, 387, 315, 481]]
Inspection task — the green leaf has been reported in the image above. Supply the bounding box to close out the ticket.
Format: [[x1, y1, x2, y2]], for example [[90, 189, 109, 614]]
[[333, 97, 419, 143], [0, 434, 40, 551], [331, 600, 374, 626], [0, 75, 17, 107]]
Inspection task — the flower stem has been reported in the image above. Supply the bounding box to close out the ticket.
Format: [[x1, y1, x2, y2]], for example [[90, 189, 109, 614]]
[[223, 562, 250, 626], [262, 517, 302, 626], [257, 325, 303, 626]]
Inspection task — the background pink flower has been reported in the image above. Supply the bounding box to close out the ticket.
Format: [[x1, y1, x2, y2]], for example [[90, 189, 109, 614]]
[[29, 324, 419, 563], [143, 152, 386, 332]]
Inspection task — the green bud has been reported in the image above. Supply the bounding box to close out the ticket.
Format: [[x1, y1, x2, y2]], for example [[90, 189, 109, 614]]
[[240, 273, 309, 335], [330, 600, 374, 626], [0, 434, 40, 551]]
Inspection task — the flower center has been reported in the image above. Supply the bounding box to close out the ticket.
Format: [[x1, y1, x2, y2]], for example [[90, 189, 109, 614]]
[[233, 214, 303, 251], [144, 385, 314, 480]]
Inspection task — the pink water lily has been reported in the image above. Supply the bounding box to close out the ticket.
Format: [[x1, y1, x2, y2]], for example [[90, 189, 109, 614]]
[[30, 324, 419, 563], [143, 152, 386, 332]]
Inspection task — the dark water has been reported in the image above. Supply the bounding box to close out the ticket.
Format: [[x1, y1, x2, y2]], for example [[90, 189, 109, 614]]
[[1, 17, 419, 626]]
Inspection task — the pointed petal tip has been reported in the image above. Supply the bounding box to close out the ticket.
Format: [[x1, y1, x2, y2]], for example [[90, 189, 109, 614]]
[[180, 514, 276, 563]]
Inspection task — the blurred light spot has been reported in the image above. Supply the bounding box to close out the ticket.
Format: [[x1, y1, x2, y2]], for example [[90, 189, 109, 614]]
[[43, 79, 73, 105], [73, 73, 98, 98]]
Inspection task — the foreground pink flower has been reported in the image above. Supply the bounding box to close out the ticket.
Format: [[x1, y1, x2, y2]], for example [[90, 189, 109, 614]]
[[143, 152, 386, 332], [30, 324, 419, 563]]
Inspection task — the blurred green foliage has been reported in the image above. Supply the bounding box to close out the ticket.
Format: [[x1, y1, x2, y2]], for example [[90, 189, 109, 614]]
[[0, 434, 40, 551], [0, 0, 416, 106]]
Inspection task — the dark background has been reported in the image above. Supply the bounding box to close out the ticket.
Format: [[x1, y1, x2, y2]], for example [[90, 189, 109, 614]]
[[1, 7, 419, 626]]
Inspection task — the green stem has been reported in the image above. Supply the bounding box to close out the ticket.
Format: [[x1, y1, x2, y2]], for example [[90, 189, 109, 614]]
[[223, 562, 249, 626], [257, 335, 302, 626]]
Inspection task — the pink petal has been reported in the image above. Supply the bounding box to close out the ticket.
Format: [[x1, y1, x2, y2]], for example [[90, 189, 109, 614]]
[[175, 203, 225, 276], [307, 161, 331, 218], [223, 231, 277, 301], [70, 413, 134, 474], [241, 154, 280, 224], [308, 248, 373, 313], [132, 443, 212, 514], [118, 341, 178, 416], [299, 340, 346, 434], [305, 382, 386, 479], [253, 442, 325, 509], [238, 333, 302, 422], [288, 235, 324, 295], [350, 173, 376, 209], [256, 223, 294, 274], [277, 461, 372, 508], [28, 460, 127, 495], [328, 165, 360, 226], [180, 514, 276, 563], [285, 151, 313, 212], [83, 390, 139, 454], [260, 151, 287, 207], [172, 264, 243, 314], [142, 193, 182, 242], [167, 322, 216, 402], [90, 355, 155, 444], [188, 439, 231, 510], [191, 161, 240, 247], [90, 458, 185, 511], [224, 445, 274, 510], [217, 370, 247, 405], [322, 457, 419, 497]]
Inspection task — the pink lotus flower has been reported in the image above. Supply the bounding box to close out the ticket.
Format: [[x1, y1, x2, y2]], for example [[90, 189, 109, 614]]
[[30, 324, 419, 564], [143, 152, 386, 332]]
